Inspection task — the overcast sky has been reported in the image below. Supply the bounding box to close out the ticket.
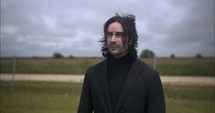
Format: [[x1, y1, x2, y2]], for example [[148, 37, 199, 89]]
[[1, 0, 214, 57]]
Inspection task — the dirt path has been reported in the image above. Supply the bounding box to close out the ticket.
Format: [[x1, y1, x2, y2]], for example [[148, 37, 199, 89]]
[[1, 74, 214, 86]]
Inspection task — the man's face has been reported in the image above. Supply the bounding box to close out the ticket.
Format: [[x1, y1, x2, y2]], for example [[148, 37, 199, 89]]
[[106, 22, 128, 58]]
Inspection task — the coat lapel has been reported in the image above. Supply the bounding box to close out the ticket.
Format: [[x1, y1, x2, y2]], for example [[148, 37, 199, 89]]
[[98, 59, 113, 113], [115, 59, 143, 113]]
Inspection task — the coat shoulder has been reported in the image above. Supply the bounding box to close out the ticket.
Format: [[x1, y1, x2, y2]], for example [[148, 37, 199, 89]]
[[84, 58, 107, 80], [86, 59, 107, 74]]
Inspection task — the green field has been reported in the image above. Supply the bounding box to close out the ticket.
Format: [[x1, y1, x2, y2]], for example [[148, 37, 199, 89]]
[[1, 57, 214, 76], [1, 81, 214, 113]]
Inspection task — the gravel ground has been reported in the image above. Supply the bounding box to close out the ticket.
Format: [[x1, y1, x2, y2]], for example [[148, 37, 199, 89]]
[[1, 74, 214, 86]]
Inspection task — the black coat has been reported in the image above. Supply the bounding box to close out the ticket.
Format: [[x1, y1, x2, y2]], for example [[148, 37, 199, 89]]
[[78, 58, 166, 113]]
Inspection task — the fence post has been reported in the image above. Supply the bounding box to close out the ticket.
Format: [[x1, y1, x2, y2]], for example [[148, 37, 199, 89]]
[[11, 55, 16, 93], [153, 54, 156, 69]]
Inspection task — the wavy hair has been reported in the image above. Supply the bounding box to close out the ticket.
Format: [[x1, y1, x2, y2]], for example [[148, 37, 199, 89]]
[[100, 13, 138, 58]]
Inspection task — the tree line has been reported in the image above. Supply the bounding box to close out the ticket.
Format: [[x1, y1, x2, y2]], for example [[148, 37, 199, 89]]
[[53, 49, 204, 59], [139, 49, 203, 58]]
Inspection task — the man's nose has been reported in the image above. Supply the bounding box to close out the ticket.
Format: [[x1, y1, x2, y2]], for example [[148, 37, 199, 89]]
[[110, 35, 117, 42]]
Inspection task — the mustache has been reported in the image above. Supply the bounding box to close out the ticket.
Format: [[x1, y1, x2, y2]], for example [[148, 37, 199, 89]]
[[108, 43, 120, 48]]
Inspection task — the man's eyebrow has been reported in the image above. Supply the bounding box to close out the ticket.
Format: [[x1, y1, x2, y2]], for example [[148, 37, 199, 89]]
[[106, 31, 123, 33]]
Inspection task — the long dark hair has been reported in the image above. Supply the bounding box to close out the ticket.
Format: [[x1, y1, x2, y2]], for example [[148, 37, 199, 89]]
[[100, 13, 138, 58]]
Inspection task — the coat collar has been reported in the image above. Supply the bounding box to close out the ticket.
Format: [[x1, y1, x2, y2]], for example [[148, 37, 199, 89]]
[[115, 59, 143, 113], [98, 58, 143, 113], [98, 59, 113, 113]]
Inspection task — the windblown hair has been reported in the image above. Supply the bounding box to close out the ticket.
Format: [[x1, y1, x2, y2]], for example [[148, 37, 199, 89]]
[[100, 13, 138, 58]]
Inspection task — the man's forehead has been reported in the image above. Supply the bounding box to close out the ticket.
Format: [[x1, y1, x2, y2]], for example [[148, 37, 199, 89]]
[[107, 22, 123, 32]]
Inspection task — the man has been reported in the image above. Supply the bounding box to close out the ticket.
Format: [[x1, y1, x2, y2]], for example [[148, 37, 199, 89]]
[[77, 13, 166, 113]]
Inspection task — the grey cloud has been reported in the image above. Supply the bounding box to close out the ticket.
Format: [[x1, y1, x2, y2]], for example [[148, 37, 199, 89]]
[[1, 0, 214, 57]]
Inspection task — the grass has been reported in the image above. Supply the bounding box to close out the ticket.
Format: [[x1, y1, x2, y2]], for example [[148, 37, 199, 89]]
[[164, 85, 214, 113], [155, 63, 214, 76], [1, 61, 94, 75], [1, 58, 214, 76], [1, 81, 214, 113], [1, 81, 82, 113]]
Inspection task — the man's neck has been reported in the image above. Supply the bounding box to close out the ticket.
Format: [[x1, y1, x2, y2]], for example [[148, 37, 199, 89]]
[[112, 51, 128, 58]]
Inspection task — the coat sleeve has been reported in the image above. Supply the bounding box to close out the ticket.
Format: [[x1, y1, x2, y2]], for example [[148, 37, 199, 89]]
[[146, 71, 166, 113], [77, 68, 94, 113]]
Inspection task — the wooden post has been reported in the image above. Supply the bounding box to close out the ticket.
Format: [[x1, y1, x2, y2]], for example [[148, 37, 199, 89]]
[[11, 55, 16, 93], [153, 54, 156, 69]]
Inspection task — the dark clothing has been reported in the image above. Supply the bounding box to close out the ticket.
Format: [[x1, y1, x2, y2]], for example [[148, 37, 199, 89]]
[[107, 54, 135, 112], [78, 57, 166, 113]]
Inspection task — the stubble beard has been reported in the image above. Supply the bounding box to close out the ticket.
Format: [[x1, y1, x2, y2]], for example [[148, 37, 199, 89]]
[[108, 44, 128, 58]]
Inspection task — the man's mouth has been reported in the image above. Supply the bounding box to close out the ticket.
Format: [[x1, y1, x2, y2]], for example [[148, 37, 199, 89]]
[[109, 44, 120, 50]]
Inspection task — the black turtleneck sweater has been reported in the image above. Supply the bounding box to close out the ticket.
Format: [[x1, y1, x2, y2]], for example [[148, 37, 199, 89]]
[[107, 53, 135, 112]]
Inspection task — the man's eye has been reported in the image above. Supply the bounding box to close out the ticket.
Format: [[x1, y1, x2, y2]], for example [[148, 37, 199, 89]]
[[106, 32, 123, 38], [115, 32, 123, 37], [106, 32, 113, 37]]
